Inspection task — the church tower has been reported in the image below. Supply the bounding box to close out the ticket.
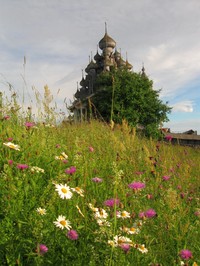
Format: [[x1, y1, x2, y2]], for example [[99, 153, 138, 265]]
[[69, 24, 133, 121]]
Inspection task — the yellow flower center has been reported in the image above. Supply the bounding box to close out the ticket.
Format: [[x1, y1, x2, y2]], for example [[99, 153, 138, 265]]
[[60, 220, 66, 226], [61, 188, 68, 194], [130, 227, 136, 232], [121, 212, 127, 217], [10, 144, 16, 149]]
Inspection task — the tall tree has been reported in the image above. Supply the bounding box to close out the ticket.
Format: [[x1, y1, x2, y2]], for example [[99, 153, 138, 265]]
[[91, 69, 171, 138]]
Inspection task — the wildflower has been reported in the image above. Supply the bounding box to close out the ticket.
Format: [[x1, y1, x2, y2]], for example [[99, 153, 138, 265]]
[[145, 209, 157, 218], [94, 208, 108, 219], [163, 175, 171, 181], [88, 203, 99, 212], [25, 121, 35, 128], [89, 146, 94, 152], [65, 166, 76, 175], [55, 152, 68, 162], [179, 249, 193, 260], [3, 142, 20, 151], [8, 160, 13, 165], [38, 244, 48, 255], [67, 229, 78, 240], [4, 115, 10, 120], [7, 137, 13, 141], [128, 182, 145, 191], [53, 215, 71, 230], [104, 198, 120, 208], [139, 212, 146, 219], [137, 244, 148, 253], [92, 177, 103, 183], [119, 243, 131, 253], [117, 210, 131, 219], [108, 240, 116, 247], [36, 208, 47, 215], [31, 166, 45, 173], [147, 194, 153, 199], [165, 135, 172, 141], [128, 226, 140, 235], [17, 164, 29, 170], [120, 226, 140, 235], [194, 210, 200, 217], [96, 219, 111, 227], [71, 187, 84, 197], [55, 184, 73, 199], [113, 235, 133, 246]]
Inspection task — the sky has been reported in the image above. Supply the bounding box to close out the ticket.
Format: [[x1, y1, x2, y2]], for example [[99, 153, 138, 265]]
[[0, 0, 200, 133]]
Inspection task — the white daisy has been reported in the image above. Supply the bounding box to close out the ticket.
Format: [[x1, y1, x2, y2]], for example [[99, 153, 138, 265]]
[[31, 166, 45, 173], [36, 207, 46, 215], [116, 210, 131, 219], [128, 226, 140, 235], [55, 184, 73, 199], [96, 219, 111, 227], [3, 142, 20, 151], [53, 215, 71, 230], [94, 208, 108, 219], [113, 235, 133, 246], [71, 187, 84, 197], [55, 152, 68, 161], [137, 244, 148, 253]]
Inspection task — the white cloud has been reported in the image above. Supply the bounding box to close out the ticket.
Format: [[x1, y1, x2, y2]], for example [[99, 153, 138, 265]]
[[171, 101, 194, 113]]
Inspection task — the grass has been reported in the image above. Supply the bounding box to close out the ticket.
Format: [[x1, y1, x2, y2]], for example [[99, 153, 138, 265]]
[[0, 111, 200, 265]]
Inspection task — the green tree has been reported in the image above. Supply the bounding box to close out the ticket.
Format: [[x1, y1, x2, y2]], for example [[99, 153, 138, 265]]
[[91, 69, 171, 138]]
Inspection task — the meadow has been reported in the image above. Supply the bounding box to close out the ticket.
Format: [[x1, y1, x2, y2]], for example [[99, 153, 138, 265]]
[[0, 109, 200, 265]]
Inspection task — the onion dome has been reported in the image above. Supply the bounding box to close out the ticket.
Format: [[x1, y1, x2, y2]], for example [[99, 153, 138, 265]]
[[75, 89, 80, 99], [86, 60, 98, 72], [94, 51, 102, 62], [114, 50, 121, 60], [118, 58, 126, 67], [99, 33, 116, 50], [126, 60, 133, 70], [80, 77, 85, 87]]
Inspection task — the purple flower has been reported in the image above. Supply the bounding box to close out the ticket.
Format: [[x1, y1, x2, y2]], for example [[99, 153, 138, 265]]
[[89, 146, 94, 152], [4, 115, 10, 120], [139, 212, 146, 219], [165, 135, 172, 141], [145, 209, 157, 218], [119, 243, 131, 253], [179, 249, 192, 260], [67, 230, 78, 240], [128, 182, 145, 191], [194, 211, 200, 217], [65, 166, 76, 175], [91, 177, 103, 183], [17, 164, 29, 170], [7, 137, 13, 141], [38, 244, 48, 255], [8, 160, 13, 165], [25, 122, 35, 128], [162, 175, 171, 181], [104, 198, 120, 208]]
